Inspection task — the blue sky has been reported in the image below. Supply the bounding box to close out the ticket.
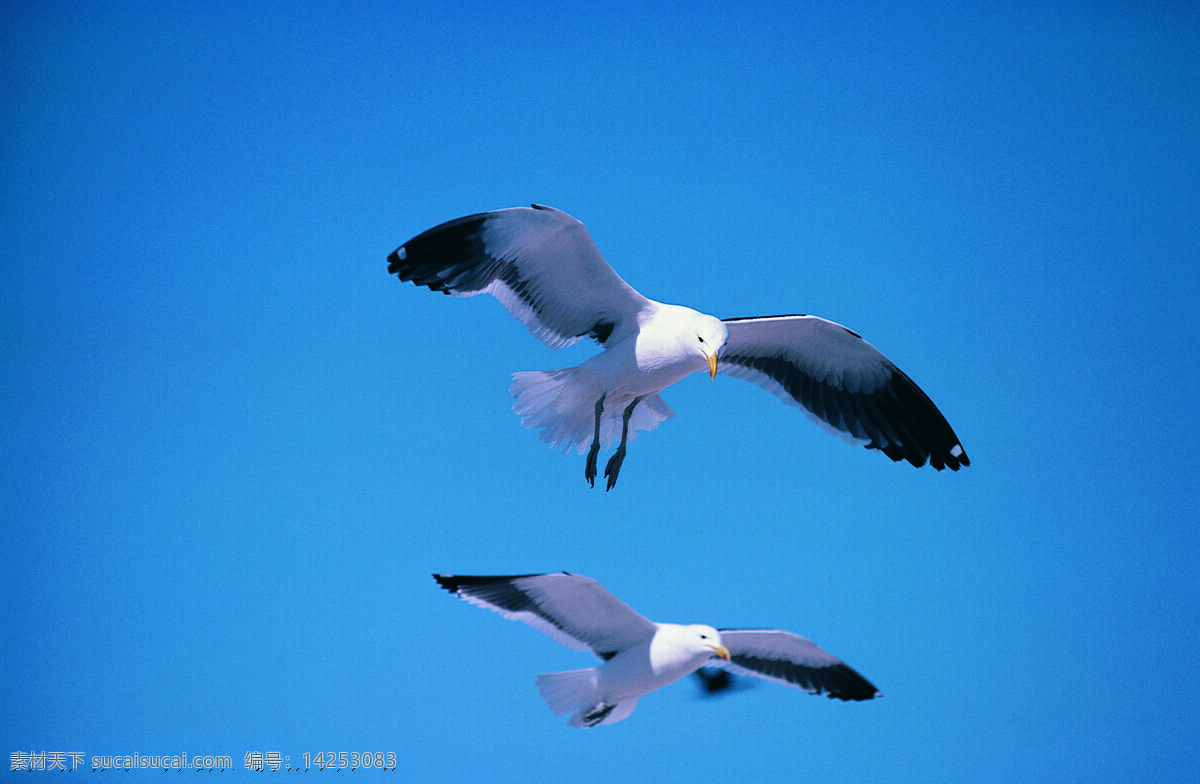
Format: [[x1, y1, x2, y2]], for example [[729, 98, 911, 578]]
[[3, 1, 1198, 780]]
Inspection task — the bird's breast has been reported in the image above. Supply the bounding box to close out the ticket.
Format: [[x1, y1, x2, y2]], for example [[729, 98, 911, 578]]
[[595, 643, 662, 701], [584, 334, 704, 397]]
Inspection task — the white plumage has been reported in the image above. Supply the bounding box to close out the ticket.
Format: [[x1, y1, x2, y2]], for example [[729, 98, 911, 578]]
[[389, 205, 968, 488], [434, 572, 880, 728]]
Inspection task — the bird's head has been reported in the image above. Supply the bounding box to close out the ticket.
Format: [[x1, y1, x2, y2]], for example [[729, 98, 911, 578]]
[[686, 624, 731, 661], [694, 316, 729, 380]]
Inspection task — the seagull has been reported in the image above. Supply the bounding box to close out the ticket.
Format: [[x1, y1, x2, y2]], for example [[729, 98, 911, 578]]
[[433, 572, 880, 728], [389, 205, 968, 489]]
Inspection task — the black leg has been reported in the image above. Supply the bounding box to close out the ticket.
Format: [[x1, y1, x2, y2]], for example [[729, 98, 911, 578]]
[[584, 394, 605, 488], [604, 396, 642, 491], [583, 702, 615, 727]]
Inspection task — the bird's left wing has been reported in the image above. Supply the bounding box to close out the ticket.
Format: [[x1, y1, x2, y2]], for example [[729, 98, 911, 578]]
[[719, 315, 969, 470], [718, 629, 880, 701], [434, 573, 659, 660], [389, 205, 651, 349]]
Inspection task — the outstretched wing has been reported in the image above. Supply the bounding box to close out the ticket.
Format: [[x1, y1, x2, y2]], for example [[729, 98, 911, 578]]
[[719, 315, 969, 470], [433, 573, 658, 660], [718, 629, 880, 701], [389, 205, 652, 349]]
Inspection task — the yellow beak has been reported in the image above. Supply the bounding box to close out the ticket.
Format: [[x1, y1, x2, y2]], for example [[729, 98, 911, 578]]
[[706, 352, 718, 380], [709, 644, 730, 661]]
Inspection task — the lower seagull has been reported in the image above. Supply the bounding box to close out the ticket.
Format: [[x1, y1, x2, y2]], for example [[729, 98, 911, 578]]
[[434, 572, 880, 728]]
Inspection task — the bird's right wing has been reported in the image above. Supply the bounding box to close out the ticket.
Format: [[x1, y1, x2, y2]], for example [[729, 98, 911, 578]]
[[718, 629, 881, 701], [390, 205, 651, 349], [719, 314, 968, 470], [434, 573, 659, 660]]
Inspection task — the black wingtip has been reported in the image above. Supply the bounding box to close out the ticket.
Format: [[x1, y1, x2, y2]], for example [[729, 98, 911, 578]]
[[385, 213, 489, 294], [869, 420, 968, 471], [929, 443, 970, 471], [386, 247, 405, 275], [830, 663, 882, 701], [432, 573, 564, 593]]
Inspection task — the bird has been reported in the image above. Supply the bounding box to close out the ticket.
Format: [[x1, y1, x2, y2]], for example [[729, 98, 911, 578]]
[[389, 205, 968, 489], [433, 572, 880, 728]]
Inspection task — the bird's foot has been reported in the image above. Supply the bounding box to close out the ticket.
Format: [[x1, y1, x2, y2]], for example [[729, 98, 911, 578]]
[[585, 442, 601, 488], [603, 446, 626, 491], [582, 702, 616, 727]]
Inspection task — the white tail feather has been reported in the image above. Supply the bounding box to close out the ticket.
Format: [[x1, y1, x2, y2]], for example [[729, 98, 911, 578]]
[[536, 668, 598, 716], [511, 369, 674, 454], [535, 668, 639, 728]]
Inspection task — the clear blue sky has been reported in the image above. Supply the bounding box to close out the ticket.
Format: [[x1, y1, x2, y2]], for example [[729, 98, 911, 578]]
[[4, 2, 1198, 780]]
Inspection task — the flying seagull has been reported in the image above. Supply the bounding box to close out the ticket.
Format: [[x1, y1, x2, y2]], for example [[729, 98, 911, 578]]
[[389, 205, 968, 489], [433, 572, 879, 728]]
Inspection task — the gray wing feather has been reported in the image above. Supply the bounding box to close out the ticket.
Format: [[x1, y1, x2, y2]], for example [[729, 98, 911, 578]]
[[389, 206, 651, 349], [719, 629, 880, 701], [434, 573, 658, 659], [719, 315, 968, 470]]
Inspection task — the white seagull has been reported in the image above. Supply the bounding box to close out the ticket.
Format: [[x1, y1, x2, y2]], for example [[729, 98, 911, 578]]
[[389, 205, 968, 489], [434, 572, 880, 728]]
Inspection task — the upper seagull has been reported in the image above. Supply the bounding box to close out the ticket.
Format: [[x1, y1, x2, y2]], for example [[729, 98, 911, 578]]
[[434, 572, 880, 728], [388, 205, 968, 489]]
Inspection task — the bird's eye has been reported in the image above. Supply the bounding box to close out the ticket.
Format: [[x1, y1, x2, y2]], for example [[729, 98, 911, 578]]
[[698, 336, 706, 344]]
